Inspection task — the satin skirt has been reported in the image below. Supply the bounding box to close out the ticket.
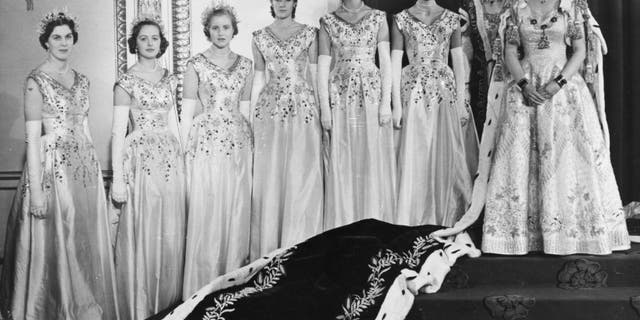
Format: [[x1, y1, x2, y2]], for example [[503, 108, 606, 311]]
[[482, 58, 630, 255], [113, 129, 186, 319], [251, 95, 324, 261], [0, 133, 118, 320], [395, 63, 473, 226], [183, 114, 253, 299], [324, 63, 397, 229]]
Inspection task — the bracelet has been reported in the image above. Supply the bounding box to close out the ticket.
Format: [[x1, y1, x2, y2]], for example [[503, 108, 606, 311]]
[[517, 78, 528, 90], [554, 74, 567, 88]]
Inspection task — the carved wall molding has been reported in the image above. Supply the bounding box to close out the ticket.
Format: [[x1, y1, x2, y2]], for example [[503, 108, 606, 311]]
[[484, 295, 536, 320], [115, 0, 128, 78], [172, 0, 191, 114], [0, 171, 113, 190], [557, 259, 608, 290]]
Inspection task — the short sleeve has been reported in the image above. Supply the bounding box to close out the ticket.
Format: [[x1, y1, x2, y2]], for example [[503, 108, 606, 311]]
[[566, 3, 586, 41], [393, 12, 405, 32], [505, 15, 520, 46], [377, 10, 387, 26], [25, 72, 47, 100], [450, 11, 461, 30], [114, 74, 133, 95], [320, 15, 332, 37]]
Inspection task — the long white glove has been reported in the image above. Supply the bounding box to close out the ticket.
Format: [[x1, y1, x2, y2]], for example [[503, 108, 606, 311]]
[[451, 46, 470, 127], [239, 100, 251, 123], [391, 49, 404, 129], [25, 120, 46, 218], [249, 70, 266, 125], [179, 98, 197, 148], [82, 116, 94, 144], [378, 41, 393, 127], [317, 55, 332, 130], [111, 105, 129, 203], [168, 104, 183, 152]]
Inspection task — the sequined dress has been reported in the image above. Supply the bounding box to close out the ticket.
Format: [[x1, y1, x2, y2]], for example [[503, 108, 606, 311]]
[[182, 54, 254, 298], [113, 71, 186, 319], [320, 10, 396, 228], [250, 25, 324, 259], [482, 2, 630, 254], [0, 70, 118, 319], [394, 10, 473, 227]]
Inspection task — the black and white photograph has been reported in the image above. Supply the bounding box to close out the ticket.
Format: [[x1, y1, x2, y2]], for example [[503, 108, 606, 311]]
[[0, 0, 638, 319]]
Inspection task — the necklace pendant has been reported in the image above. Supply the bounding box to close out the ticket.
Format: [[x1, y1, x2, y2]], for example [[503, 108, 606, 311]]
[[537, 35, 550, 49]]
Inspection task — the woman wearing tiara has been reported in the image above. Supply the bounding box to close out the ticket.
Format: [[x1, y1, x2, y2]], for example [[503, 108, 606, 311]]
[[250, 0, 323, 258], [433, 0, 630, 255], [180, 4, 254, 298], [391, 0, 474, 227], [110, 16, 185, 318], [0, 10, 118, 319], [318, 0, 396, 228]]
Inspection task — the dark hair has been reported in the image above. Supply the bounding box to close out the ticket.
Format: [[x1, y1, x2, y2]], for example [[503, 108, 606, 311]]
[[270, 0, 298, 19], [127, 21, 169, 58], [39, 16, 79, 50], [203, 8, 239, 39]]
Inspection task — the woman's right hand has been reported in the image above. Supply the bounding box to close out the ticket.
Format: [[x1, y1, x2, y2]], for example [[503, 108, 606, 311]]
[[522, 83, 546, 106], [111, 180, 128, 203], [29, 186, 46, 219]]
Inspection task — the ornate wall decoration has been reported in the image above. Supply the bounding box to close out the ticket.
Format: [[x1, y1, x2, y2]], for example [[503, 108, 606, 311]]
[[484, 295, 536, 320], [172, 0, 191, 113], [556, 259, 608, 290], [138, 0, 162, 16], [115, 0, 128, 78]]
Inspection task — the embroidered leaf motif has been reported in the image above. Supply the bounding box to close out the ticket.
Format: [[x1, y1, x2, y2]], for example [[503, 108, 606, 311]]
[[202, 248, 296, 320], [337, 236, 438, 320]]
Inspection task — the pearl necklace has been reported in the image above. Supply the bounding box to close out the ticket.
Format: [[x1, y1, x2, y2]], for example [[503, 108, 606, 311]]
[[341, 1, 365, 13]]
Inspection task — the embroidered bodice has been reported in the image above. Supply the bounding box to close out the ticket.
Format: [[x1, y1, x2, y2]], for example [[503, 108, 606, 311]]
[[395, 10, 460, 65], [251, 25, 318, 122], [116, 71, 176, 132], [190, 54, 252, 119], [321, 10, 386, 66], [186, 53, 253, 158], [27, 69, 99, 185], [252, 25, 316, 87], [507, 1, 584, 68], [29, 70, 90, 138]]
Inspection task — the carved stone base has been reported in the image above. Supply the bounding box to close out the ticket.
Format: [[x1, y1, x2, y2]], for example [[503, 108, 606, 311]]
[[484, 295, 536, 320], [557, 259, 607, 290]]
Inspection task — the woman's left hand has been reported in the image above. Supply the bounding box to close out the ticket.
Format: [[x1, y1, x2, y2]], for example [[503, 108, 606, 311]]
[[541, 80, 562, 99]]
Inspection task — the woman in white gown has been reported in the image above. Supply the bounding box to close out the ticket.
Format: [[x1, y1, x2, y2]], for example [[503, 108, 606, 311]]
[[180, 4, 254, 298], [433, 0, 630, 255]]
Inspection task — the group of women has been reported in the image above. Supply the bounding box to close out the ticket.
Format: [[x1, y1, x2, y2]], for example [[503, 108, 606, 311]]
[[0, 0, 632, 319]]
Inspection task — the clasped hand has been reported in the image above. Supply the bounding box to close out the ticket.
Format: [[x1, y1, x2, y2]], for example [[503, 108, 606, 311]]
[[522, 81, 561, 106]]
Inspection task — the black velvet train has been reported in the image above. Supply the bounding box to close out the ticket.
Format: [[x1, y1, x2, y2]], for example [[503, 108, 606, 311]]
[[155, 219, 480, 320]]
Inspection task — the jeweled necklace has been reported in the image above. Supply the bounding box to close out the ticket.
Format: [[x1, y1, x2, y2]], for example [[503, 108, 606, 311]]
[[341, 1, 365, 13], [529, 12, 558, 49]]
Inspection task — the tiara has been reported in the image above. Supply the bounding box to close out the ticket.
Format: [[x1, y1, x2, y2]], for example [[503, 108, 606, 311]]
[[131, 15, 165, 32], [200, 0, 239, 26], [37, 8, 79, 36]]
